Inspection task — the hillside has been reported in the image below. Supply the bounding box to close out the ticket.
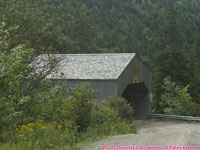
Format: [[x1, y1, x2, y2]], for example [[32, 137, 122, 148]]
[[62, 0, 200, 57], [1, 0, 200, 58], [1, 0, 200, 114]]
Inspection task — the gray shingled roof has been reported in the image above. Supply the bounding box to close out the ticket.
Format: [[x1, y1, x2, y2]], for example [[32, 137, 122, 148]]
[[43, 53, 136, 80]]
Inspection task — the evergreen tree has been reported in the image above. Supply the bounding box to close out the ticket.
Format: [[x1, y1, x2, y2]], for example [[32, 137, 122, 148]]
[[158, 0, 185, 50], [190, 35, 200, 104], [71, 19, 100, 53], [153, 1, 189, 113]]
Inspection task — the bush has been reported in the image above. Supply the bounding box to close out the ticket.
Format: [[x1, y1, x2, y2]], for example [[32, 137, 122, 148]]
[[0, 24, 136, 149], [0, 83, 136, 149], [161, 78, 200, 116], [89, 99, 136, 136], [16, 120, 79, 150], [108, 96, 134, 122], [89, 100, 120, 135], [26, 81, 76, 125], [67, 83, 98, 132], [25, 83, 98, 133]]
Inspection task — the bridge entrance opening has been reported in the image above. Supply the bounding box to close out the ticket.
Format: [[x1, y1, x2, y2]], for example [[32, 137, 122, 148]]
[[122, 82, 149, 118]]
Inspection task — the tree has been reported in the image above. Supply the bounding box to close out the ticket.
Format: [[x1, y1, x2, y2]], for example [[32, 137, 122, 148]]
[[153, 1, 189, 113], [1, 0, 72, 54], [161, 78, 199, 116], [71, 19, 100, 53], [190, 35, 200, 104], [158, 0, 185, 50], [0, 24, 61, 133], [0, 25, 34, 132]]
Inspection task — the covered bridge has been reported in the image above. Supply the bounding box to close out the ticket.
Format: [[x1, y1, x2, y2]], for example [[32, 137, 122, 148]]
[[45, 53, 153, 118]]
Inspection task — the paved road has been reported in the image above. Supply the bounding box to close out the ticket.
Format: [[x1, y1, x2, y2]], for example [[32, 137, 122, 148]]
[[86, 119, 200, 150]]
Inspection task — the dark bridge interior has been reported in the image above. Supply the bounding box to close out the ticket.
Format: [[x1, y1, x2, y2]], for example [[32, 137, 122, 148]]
[[122, 82, 149, 118]]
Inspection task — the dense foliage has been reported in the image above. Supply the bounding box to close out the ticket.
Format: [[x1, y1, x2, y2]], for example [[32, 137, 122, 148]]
[[0, 25, 135, 149], [1, 0, 200, 55], [160, 78, 200, 116], [1, 0, 200, 148]]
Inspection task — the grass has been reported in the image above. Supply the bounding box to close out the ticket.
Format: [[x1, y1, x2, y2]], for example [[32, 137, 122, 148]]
[[0, 134, 132, 150], [0, 122, 137, 150]]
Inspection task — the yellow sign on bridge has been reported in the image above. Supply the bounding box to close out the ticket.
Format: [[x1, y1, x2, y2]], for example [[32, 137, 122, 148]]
[[133, 76, 139, 84]]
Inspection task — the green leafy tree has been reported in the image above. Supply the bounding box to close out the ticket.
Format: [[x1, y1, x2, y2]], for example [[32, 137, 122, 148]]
[[1, 0, 73, 54], [0, 25, 60, 135], [0, 25, 35, 133], [161, 78, 199, 116]]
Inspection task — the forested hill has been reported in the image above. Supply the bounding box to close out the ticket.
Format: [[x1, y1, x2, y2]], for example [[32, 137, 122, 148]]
[[1, 0, 200, 109], [63, 0, 200, 58], [1, 0, 200, 138], [57, 0, 200, 115], [2, 0, 200, 59], [1, 1, 200, 147]]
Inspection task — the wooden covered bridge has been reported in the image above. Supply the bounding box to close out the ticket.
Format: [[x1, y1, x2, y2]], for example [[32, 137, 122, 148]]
[[43, 53, 153, 118]]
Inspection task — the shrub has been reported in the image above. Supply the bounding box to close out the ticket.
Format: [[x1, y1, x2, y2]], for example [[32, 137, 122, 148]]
[[0, 24, 136, 149], [27, 82, 77, 124], [161, 78, 200, 116], [25, 83, 97, 133], [67, 83, 98, 132], [90, 100, 120, 134], [16, 120, 79, 150], [0, 83, 136, 149], [89, 99, 136, 136], [108, 96, 134, 122]]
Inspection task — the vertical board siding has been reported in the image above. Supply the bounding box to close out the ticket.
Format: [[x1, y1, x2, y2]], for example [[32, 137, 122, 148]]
[[118, 55, 153, 117], [66, 80, 118, 100], [118, 55, 153, 96], [134, 56, 153, 93]]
